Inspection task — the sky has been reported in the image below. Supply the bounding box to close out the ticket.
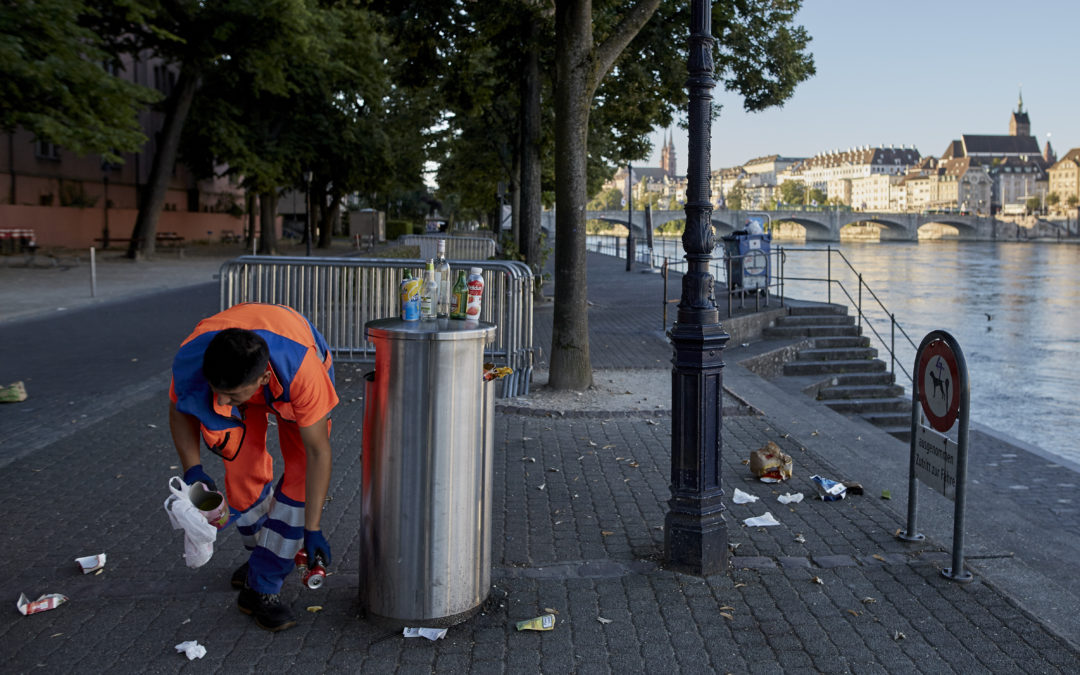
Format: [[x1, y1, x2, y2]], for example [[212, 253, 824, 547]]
[[645, 0, 1080, 171]]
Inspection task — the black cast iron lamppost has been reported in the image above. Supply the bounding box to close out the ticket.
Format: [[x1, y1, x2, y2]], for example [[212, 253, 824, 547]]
[[627, 162, 635, 271], [665, 0, 730, 576]]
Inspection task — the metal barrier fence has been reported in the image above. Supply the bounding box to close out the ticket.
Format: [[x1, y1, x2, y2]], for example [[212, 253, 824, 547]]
[[218, 255, 535, 397], [400, 235, 497, 261]]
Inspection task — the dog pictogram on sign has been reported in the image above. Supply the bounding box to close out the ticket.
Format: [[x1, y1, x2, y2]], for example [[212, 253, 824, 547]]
[[918, 338, 961, 432]]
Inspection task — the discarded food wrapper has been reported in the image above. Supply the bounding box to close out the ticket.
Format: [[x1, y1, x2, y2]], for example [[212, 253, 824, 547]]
[[742, 512, 782, 527], [17, 593, 67, 616], [732, 488, 759, 504], [749, 442, 792, 482], [810, 475, 847, 501], [483, 363, 513, 382], [75, 553, 106, 574], [516, 614, 556, 631], [0, 381, 28, 403], [403, 627, 448, 641], [777, 493, 804, 505], [174, 640, 206, 660]]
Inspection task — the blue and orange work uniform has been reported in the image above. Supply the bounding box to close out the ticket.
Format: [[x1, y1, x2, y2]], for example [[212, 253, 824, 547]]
[[170, 303, 337, 593]]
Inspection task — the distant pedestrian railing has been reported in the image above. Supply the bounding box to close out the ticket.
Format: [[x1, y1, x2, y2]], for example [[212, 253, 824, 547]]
[[218, 255, 535, 397], [587, 234, 917, 385], [400, 234, 497, 261]]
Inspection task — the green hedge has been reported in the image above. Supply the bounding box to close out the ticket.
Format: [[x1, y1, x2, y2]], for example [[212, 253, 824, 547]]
[[386, 220, 420, 240]]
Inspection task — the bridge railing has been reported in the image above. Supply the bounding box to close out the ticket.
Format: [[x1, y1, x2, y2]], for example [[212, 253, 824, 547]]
[[587, 234, 917, 385]]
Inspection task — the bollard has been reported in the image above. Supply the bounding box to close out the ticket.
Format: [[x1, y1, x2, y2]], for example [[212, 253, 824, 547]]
[[90, 247, 97, 298]]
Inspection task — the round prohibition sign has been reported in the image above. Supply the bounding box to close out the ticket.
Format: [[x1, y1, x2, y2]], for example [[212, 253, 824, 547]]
[[918, 337, 961, 432]]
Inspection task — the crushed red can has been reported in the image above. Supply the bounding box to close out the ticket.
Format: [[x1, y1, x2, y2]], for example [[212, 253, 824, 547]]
[[294, 549, 326, 589]]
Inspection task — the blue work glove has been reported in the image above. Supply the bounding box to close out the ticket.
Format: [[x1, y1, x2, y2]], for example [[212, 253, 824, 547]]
[[182, 464, 217, 493], [304, 529, 332, 567]]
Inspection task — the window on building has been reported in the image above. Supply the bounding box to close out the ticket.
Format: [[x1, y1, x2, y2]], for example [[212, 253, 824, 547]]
[[34, 140, 60, 160]]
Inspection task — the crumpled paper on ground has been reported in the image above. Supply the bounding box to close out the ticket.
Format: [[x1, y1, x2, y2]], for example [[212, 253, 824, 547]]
[[175, 640, 207, 660], [732, 488, 759, 504], [742, 512, 782, 527], [810, 475, 847, 501], [17, 593, 67, 616], [164, 477, 217, 568], [76, 553, 106, 574], [403, 627, 447, 641]]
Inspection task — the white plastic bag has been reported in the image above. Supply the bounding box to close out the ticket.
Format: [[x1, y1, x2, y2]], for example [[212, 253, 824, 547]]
[[164, 477, 217, 568]]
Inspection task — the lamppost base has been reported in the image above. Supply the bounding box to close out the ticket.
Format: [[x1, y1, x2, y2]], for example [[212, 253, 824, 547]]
[[664, 507, 728, 576]]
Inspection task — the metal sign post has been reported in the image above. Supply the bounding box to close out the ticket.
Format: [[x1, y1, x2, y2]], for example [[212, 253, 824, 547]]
[[898, 330, 972, 582]]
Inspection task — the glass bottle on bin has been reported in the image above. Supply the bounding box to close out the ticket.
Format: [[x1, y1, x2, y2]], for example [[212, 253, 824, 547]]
[[420, 260, 438, 320], [434, 240, 452, 318], [450, 270, 468, 319]]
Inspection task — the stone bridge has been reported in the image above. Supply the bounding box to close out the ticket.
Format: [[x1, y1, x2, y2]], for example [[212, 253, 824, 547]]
[[541, 207, 1000, 241]]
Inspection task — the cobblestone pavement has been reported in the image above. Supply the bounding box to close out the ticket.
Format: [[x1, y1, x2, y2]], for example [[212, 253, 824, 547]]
[[0, 247, 1078, 672]]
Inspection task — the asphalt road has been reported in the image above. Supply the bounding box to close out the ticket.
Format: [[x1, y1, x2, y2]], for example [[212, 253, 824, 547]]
[[0, 281, 220, 468]]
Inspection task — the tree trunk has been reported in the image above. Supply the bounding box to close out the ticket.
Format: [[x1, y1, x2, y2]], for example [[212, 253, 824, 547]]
[[127, 66, 198, 259], [549, 0, 594, 391], [549, 0, 661, 390], [519, 16, 543, 300], [246, 190, 257, 250], [319, 189, 341, 249], [259, 190, 277, 254]]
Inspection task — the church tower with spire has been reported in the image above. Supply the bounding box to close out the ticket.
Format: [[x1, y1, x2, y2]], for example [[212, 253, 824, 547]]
[[660, 130, 677, 179], [1010, 89, 1031, 137]]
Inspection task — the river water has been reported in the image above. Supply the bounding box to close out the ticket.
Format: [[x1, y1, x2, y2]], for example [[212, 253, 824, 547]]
[[595, 235, 1080, 464]]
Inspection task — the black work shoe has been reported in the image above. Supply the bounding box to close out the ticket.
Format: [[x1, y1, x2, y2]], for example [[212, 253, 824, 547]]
[[230, 562, 249, 590], [237, 587, 297, 632]]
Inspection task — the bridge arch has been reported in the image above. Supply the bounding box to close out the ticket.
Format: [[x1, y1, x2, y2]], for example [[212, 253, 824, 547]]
[[771, 216, 833, 240], [918, 218, 977, 238]]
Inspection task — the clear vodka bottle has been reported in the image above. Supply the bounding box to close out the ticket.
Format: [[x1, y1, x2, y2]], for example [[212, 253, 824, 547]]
[[434, 239, 452, 318]]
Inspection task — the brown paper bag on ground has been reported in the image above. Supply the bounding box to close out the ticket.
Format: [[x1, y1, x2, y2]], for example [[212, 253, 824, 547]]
[[750, 441, 793, 481]]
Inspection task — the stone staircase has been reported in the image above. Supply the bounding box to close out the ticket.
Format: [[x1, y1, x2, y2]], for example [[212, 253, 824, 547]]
[[764, 304, 912, 441]]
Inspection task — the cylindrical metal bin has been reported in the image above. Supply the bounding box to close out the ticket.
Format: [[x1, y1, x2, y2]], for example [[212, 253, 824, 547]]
[[360, 318, 496, 626]]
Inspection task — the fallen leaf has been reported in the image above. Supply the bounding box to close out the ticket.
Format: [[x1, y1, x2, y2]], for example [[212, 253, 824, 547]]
[[544, 608, 560, 614], [719, 612, 733, 620], [601, 531, 614, 536], [846, 609, 860, 617], [873, 554, 886, 562], [719, 606, 735, 611], [881, 490, 892, 500], [307, 606, 323, 613], [597, 616, 613, 624]]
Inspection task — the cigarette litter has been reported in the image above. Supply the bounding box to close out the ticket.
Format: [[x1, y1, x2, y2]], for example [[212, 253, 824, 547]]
[[403, 627, 448, 641], [749, 442, 792, 482], [17, 593, 67, 616], [516, 614, 556, 631], [75, 553, 106, 574], [810, 475, 847, 501], [174, 640, 206, 660], [777, 493, 804, 505], [732, 488, 759, 504], [742, 512, 782, 527]]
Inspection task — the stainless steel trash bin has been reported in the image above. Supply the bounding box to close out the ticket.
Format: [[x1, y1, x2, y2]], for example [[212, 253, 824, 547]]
[[360, 318, 496, 626]]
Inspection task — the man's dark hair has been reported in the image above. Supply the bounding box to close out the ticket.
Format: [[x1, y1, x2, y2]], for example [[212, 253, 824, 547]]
[[203, 328, 269, 390]]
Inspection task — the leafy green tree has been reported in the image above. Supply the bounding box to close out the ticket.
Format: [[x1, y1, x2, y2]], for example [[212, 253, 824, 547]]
[[1068, 194, 1078, 208], [588, 187, 624, 211], [549, 0, 814, 389], [779, 180, 804, 205], [0, 0, 159, 162], [1046, 191, 1060, 207], [807, 187, 827, 205], [727, 182, 746, 210], [1026, 196, 1041, 214]]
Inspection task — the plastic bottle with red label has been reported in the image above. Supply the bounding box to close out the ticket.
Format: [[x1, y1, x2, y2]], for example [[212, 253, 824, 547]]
[[465, 267, 484, 323]]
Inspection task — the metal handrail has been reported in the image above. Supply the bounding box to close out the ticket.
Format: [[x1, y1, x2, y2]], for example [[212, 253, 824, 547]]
[[589, 234, 917, 385], [218, 255, 535, 397]]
